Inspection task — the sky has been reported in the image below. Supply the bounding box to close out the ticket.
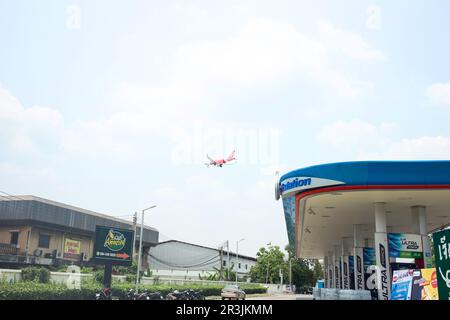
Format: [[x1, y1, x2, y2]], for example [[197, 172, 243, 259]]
[[1, 1, 450, 257]]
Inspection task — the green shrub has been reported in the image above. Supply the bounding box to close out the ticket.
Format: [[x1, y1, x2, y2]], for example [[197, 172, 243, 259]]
[[93, 270, 104, 284], [0, 281, 267, 300], [38, 268, 51, 283], [21, 267, 50, 283]]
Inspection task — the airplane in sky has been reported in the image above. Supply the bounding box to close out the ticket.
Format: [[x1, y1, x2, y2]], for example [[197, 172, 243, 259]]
[[205, 150, 236, 167]]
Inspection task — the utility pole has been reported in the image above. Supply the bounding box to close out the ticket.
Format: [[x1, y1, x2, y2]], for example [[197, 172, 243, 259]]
[[235, 238, 245, 284], [280, 268, 283, 287], [132, 212, 138, 262], [219, 245, 223, 280], [226, 241, 230, 282], [265, 242, 271, 284], [289, 259, 292, 292], [136, 205, 156, 293]]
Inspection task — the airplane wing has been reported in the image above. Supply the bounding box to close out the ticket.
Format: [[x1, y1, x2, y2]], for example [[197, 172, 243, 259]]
[[206, 154, 215, 162], [226, 150, 236, 162]]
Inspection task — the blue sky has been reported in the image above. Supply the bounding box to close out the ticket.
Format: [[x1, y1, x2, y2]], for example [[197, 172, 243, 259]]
[[1, 1, 450, 256]]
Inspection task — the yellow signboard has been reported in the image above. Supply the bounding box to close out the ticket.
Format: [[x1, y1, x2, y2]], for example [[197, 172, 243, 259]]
[[411, 268, 439, 300], [63, 238, 81, 261]]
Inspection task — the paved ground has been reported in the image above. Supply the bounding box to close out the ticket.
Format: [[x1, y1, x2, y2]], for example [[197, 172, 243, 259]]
[[207, 293, 314, 300], [247, 293, 313, 300]]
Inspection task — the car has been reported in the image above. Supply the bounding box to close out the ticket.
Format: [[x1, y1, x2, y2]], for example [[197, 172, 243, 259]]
[[221, 285, 246, 300], [297, 286, 313, 294]]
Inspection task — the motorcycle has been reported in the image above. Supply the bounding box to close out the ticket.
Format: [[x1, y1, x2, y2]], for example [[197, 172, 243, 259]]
[[95, 287, 112, 300], [166, 289, 189, 300], [127, 288, 164, 300], [185, 289, 205, 300], [147, 291, 164, 300], [127, 288, 148, 300]]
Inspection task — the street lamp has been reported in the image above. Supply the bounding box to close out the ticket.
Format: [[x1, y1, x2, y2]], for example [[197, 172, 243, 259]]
[[135, 205, 157, 292], [266, 242, 271, 284], [235, 238, 245, 284]]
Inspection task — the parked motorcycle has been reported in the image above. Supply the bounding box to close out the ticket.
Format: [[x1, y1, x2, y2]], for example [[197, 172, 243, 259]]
[[166, 289, 205, 300], [95, 287, 112, 300], [185, 289, 205, 300], [166, 289, 189, 300], [127, 288, 148, 300], [127, 288, 164, 300]]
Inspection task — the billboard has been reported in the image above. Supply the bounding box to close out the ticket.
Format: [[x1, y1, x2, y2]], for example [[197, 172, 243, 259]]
[[432, 229, 450, 300], [63, 238, 81, 261], [410, 268, 439, 300], [388, 233, 423, 258], [391, 269, 414, 300], [93, 225, 134, 266]]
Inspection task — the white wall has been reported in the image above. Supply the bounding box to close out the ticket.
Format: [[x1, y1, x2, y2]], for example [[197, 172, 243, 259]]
[[148, 241, 256, 278]]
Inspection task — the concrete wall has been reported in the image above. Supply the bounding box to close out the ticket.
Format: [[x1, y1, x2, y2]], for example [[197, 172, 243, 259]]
[[0, 268, 282, 293]]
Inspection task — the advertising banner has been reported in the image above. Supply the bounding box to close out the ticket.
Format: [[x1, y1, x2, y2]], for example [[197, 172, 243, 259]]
[[93, 225, 134, 266], [363, 247, 376, 291], [391, 269, 414, 300], [282, 196, 296, 247], [335, 261, 340, 289], [388, 233, 423, 258], [348, 255, 355, 289], [342, 255, 350, 289], [329, 264, 334, 288], [410, 268, 439, 300], [63, 238, 81, 261], [432, 229, 450, 300], [375, 233, 391, 300], [354, 248, 364, 290]]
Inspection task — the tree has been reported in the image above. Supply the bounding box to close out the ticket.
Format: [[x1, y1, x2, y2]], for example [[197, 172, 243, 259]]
[[249, 245, 288, 284], [285, 244, 317, 287]]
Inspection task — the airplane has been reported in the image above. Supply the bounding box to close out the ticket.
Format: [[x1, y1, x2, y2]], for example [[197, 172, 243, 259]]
[[205, 150, 236, 167]]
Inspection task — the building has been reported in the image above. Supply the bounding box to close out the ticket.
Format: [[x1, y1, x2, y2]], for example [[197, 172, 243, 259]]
[[148, 240, 256, 281], [0, 195, 158, 268], [276, 161, 450, 299]]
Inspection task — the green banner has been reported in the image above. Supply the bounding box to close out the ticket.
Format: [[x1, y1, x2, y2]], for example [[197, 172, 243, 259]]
[[432, 229, 450, 300], [93, 225, 134, 266]]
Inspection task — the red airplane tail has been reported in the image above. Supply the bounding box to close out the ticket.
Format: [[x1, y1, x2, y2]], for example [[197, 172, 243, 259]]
[[226, 150, 236, 162]]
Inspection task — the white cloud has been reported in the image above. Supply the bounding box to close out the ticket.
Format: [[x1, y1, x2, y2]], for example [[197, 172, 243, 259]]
[[318, 20, 385, 61], [382, 136, 450, 160], [318, 119, 391, 150], [172, 18, 383, 98], [426, 83, 450, 107], [0, 86, 63, 156], [60, 18, 385, 158], [319, 119, 450, 160]]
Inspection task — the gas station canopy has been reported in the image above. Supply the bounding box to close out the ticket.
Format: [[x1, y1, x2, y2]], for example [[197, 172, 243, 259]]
[[276, 161, 450, 259]]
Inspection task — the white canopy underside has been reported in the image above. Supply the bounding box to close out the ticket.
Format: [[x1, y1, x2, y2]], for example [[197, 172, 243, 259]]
[[297, 189, 450, 258]]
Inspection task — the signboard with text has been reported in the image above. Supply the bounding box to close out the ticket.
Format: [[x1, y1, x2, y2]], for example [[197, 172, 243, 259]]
[[63, 238, 81, 261], [388, 233, 423, 259], [93, 225, 134, 266], [410, 268, 439, 300], [432, 229, 450, 300], [391, 269, 414, 300]]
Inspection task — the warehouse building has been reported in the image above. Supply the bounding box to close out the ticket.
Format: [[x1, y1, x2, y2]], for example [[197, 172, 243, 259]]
[[0, 195, 158, 268], [149, 240, 256, 281]]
